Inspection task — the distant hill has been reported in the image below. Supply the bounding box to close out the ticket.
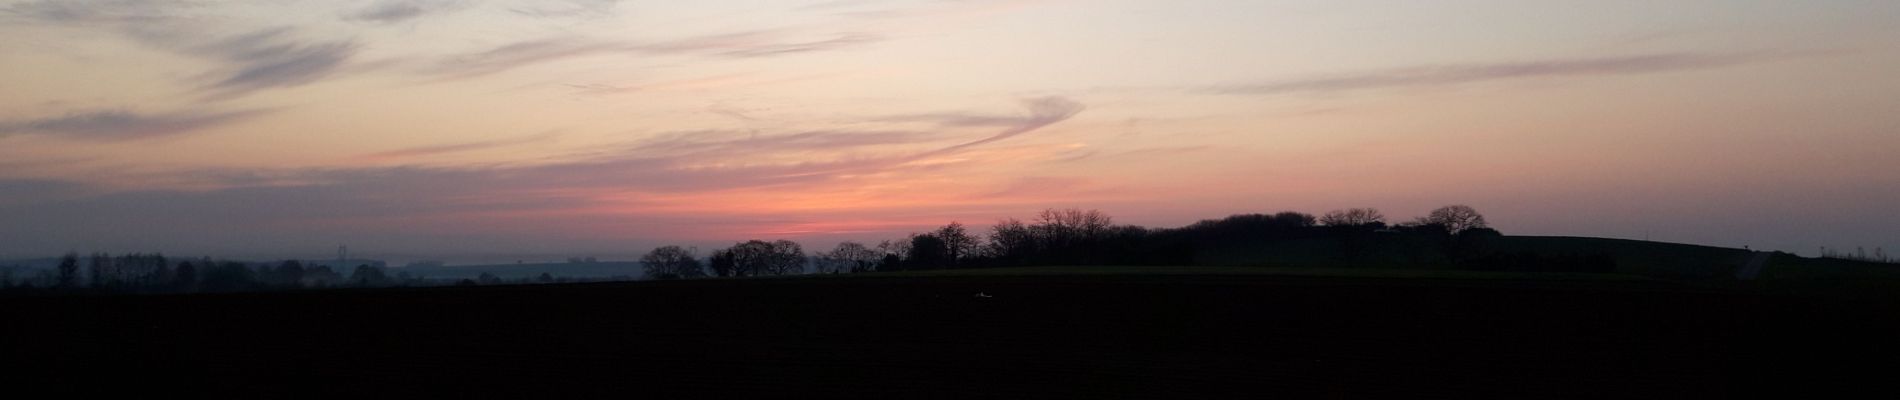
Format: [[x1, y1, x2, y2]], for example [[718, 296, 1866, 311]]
[[1186, 234, 1893, 280], [1497, 236, 1754, 279]]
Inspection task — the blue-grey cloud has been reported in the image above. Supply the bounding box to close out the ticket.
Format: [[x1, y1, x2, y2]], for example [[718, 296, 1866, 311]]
[[509, 0, 622, 18], [1211, 53, 1775, 95], [433, 31, 884, 78], [345, 0, 471, 24], [0, 179, 92, 207], [357, 131, 563, 161], [186, 28, 361, 98], [5, 4, 360, 99], [1, 0, 186, 24], [0, 109, 271, 141]]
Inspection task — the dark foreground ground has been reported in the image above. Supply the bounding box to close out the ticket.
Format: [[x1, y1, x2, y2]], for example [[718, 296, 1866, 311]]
[[6, 273, 1899, 398]]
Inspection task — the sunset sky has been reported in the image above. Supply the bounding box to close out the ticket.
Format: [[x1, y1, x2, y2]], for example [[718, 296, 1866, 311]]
[[2, 0, 1897, 262]]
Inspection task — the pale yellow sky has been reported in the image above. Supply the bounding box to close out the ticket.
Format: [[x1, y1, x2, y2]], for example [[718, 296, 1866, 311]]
[[2, 0, 1897, 259]]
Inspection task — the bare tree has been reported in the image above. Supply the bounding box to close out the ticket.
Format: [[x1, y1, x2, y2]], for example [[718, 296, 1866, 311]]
[[273, 260, 306, 288], [88, 252, 111, 288], [347, 264, 389, 287], [1320, 208, 1386, 227], [724, 240, 806, 276], [986, 218, 1037, 261], [640, 245, 705, 279], [1272, 212, 1317, 227], [876, 238, 911, 258], [1423, 205, 1489, 234], [55, 252, 80, 289], [817, 242, 881, 273], [934, 222, 980, 266], [1037, 208, 1114, 246], [767, 240, 806, 275], [727, 241, 773, 277], [708, 248, 736, 277]]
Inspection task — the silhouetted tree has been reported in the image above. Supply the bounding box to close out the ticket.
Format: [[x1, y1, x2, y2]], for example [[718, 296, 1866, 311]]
[[819, 241, 881, 273], [727, 241, 773, 277], [55, 252, 80, 289], [811, 251, 845, 274], [709, 249, 736, 277], [641, 245, 706, 279], [1320, 208, 1386, 227], [1423, 205, 1488, 235], [719, 240, 805, 277], [173, 261, 198, 292], [478, 272, 503, 285], [1037, 208, 1114, 249], [933, 222, 980, 267], [986, 218, 1038, 265], [200, 261, 256, 292], [1447, 227, 1503, 263], [303, 265, 342, 287], [766, 240, 806, 275], [120, 252, 167, 289], [349, 265, 391, 287], [1272, 212, 1318, 228], [271, 260, 306, 288], [876, 239, 910, 262], [907, 234, 950, 270], [88, 252, 111, 288], [537, 272, 555, 283]]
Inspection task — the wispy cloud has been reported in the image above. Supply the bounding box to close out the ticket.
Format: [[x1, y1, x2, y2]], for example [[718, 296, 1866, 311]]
[[2, 0, 190, 24], [627, 129, 939, 156], [0, 108, 270, 141], [431, 36, 621, 79], [0, 97, 1088, 252], [344, 0, 472, 24], [357, 131, 563, 162], [564, 83, 640, 95], [877, 113, 1033, 128], [189, 28, 361, 98], [6, 4, 362, 99], [630, 30, 883, 58], [432, 30, 884, 78], [978, 176, 1093, 199], [713, 32, 882, 58], [913, 96, 1085, 158], [567, 71, 852, 96], [795, 0, 887, 12], [508, 0, 622, 18], [1211, 52, 1778, 95]]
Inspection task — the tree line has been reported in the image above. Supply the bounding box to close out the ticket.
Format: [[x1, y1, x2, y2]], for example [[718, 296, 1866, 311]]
[[633, 205, 1557, 279], [0, 254, 441, 294], [5, 204, 1592, 293]]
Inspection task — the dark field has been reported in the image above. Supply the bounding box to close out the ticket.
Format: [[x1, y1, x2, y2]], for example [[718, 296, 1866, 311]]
[[7, 271, 1898, 398]]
